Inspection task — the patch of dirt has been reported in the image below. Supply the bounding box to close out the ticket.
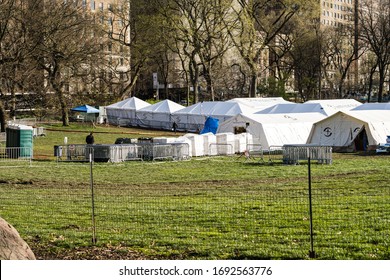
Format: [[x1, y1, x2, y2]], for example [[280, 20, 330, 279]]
[[30, 242, 150, 260]]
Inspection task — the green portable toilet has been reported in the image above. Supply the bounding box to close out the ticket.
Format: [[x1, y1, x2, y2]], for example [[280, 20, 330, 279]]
[[6, 124, 33, 158]]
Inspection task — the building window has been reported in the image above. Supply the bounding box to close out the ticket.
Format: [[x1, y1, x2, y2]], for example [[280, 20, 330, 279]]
[[90, 0, 95, 10]]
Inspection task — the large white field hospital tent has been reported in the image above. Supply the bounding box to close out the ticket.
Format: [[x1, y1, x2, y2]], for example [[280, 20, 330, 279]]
[[218, 112, 326, 150], [171, 101, 256, 132], [105, 97, 150, 126], [171, 98, 292, 132], [137, 99, 185, 130], [307, 110, 390, 151]]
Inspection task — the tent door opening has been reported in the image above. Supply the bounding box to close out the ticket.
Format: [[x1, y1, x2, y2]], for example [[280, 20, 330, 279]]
[[354, 127, 368, 151]]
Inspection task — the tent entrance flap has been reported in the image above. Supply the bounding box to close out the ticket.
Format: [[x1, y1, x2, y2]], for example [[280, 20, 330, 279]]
[[353, 127, 368, 151]]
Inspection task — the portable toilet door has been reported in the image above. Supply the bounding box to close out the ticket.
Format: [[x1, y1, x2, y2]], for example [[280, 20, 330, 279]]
[[6, 124, 33, 158]]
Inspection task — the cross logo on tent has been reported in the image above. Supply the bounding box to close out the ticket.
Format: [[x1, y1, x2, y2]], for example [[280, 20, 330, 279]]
[[324, 127, 332, 137]]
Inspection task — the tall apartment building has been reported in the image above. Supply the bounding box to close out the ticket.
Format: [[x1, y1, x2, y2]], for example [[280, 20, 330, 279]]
[[320, 0, 355, 27], [81, 0, 131, 95], [319, 0, 385, 97]]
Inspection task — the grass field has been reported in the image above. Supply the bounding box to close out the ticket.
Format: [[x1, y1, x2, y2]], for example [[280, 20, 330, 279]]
[[0, 123, 389, 260]]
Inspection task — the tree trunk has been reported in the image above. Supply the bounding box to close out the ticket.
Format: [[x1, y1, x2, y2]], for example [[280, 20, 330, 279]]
[[0, 102, 6, 132], [249, 74, 257, 98], [204, 73, 214, 101], [378, 66, 385, 102], [58, 91, 69, 126]]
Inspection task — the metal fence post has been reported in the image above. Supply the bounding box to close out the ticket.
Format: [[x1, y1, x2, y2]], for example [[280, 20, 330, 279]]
[[90, 152, 97, 245], [308, 153, 316, 258]]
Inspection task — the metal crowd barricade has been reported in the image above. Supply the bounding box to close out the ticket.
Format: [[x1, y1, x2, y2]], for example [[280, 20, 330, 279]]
[[152, 144, 175, 161], [171, 143, 191, 161], [33, 127, 46, 137], [266, 146, 284, 164], [55, 143, 191, 163], [208, 143, 234, 157], [147, 143, 190, 161], [55, 144, 94, 162], [0, 132, 6, 143], [245, 144, 264, 161], [282, 144, 332, 165], [0, 147, 33, 166], [110, 144, 142, 162]]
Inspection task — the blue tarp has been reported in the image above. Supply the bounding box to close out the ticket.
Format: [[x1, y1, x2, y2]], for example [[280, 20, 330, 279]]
[[200, 116, 219, 134], [70, 105, 99, 113]]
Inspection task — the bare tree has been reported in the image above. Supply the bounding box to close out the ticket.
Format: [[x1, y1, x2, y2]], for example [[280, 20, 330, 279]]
[[226, 0, 307, 97], [27, 1, 107, 126], [0, 1, 43, 127], [359, 0, 390, 102], [321, 24, 365, 98], [156, 0, 233, 103], [0, 0, 15, 130]]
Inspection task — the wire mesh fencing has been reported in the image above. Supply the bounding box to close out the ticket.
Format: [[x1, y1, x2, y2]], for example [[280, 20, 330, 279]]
[[0, 167, 388, 259]]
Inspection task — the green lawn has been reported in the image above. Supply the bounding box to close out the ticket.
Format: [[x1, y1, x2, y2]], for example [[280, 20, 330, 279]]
[[0, 123, 389, 260]]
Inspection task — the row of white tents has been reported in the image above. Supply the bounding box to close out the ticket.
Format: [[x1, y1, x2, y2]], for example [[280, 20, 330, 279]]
[[105, 97, 292, 131], [104, 96, 390, 151]]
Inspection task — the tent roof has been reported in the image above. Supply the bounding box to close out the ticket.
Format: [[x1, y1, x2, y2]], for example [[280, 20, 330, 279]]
[[304, 99, 361, 112], [70, 104, 99, 113], [314, 110, 390, 124], [351, 102, 390, 111], [255, 103, 330, 115], [210, 101, 255, 116], [173, 101, 221, 115], [138, 99, 185, 113], [173, 101, 255, 116], [227, 97, 292, 110], [242, 112, 327, 124], [256, 99, 361, 116], [106, 97, 150, 110]]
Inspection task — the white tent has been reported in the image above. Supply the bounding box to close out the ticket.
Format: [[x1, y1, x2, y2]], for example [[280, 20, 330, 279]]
[[105, 97, 150, 126], [137, 99, 185, 130], [172, 101, 255, 132], [256, 103, 330, 116], [227, 97, 293, 110], [257, 99, 361, 116], [307, 110, 390, 151], [351, 102, 390, 111], [218, 112, 326, 150], [304, 99, 361, 114]]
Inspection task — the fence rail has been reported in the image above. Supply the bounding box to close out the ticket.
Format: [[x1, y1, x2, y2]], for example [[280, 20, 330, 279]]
[[282, 145, 332, 165], [0, 147, 33, 166], [208, 143, 234, 156], [55, 143, 191, 162]]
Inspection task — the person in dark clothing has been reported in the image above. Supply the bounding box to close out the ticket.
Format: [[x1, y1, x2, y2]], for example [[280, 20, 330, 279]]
[[172, 121, 178, 133], [86, 132, 95, 144]]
